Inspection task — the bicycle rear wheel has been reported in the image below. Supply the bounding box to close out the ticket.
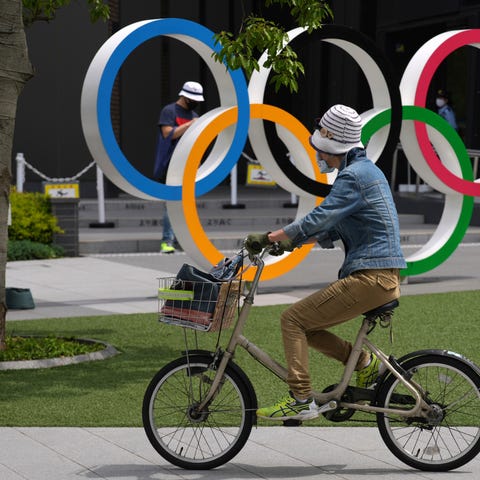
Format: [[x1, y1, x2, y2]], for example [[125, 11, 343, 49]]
[[142, 354, 255, 469], [376, 353, 480, 471]]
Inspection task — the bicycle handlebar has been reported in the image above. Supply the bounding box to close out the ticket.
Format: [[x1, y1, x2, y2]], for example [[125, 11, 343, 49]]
[[248, 241, 263, 252], [242, 238, 281, 258], [238, 241, 281, 298]]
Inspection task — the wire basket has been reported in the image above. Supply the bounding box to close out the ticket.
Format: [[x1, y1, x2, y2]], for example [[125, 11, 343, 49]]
[[158, 277, 242, 332]]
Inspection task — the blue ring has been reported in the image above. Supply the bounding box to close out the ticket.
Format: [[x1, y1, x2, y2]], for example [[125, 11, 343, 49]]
[[97, 18, 249, 200]]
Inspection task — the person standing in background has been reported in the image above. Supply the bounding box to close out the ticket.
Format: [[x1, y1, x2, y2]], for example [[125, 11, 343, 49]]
[[436, 88, 458, 131], [154, 81, 204, 253]]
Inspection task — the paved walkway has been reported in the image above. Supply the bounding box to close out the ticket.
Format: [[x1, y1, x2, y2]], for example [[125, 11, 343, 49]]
[[6, 244, 480, 321], [2, 427, 479, 479], [3, 248, 480, 479]]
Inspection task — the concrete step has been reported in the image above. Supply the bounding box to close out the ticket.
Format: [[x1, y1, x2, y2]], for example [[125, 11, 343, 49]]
[[77, 196, 433, 254], [78, 188, 297, 216], [79, 229, 250, 254], [77, 187, 480, 254], [399, 227, 480, 245], [79, 214, 423, 230], [79, 197, 296, 213], [78, 222, 480, 255], [79, 196, 425, 230], [79, 208, 299, 229]]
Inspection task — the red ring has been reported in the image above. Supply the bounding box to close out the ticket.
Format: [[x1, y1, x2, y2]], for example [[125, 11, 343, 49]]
[[414, 30, 480, 196]]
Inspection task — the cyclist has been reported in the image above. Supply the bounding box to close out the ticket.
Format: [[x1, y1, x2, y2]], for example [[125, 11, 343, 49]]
[[246, 104, 406, 419]]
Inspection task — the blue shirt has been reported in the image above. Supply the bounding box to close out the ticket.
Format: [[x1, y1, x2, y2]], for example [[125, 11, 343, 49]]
[[158, 102, 198, 150], [153, 102, 199, 180], [438, 104, 457, 131], [283, 148, 406, 278]]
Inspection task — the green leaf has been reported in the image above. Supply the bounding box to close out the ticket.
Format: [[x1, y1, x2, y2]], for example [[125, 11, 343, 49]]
[[211, 0, 332, 91], [22, 0, 110, 25]]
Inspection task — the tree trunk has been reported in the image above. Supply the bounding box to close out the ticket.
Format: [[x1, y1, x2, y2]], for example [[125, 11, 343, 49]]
[[0, 0, 34, 349]]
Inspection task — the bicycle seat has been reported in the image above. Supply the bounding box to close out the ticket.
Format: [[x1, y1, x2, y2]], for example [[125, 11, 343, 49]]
[[363, 299, 399, 317]]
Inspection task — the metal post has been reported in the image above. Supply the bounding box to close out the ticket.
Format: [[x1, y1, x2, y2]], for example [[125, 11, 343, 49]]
[[230, 164, 238, 206], [465, 148, 479, 181], [390, 145, 398, 191], [407, 157, 411, 187], [89, 164, 114, 228], [96, 164, 106, 223], [16, 152, 25, 192], [223, 164, 245, 209], [415, 173, 421, 195], [283, 153, 298, 208]]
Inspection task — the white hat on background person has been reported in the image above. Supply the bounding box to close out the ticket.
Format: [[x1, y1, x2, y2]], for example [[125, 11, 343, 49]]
[[178, 81, 204, 102], [310, 104, 364, 155]]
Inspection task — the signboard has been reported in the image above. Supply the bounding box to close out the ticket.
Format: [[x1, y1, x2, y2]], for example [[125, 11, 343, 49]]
[[246, 164, 276, 186], [44, 182, 80, 198]]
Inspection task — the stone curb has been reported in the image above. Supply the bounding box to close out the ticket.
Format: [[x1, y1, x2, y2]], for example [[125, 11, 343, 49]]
[[0, 337, 119, 370]]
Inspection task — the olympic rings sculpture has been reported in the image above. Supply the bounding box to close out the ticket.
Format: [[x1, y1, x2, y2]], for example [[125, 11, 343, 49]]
[[81, 19, 479, 281]]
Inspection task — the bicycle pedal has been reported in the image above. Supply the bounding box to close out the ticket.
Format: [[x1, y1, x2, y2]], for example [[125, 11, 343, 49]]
[[316, 400, 338, 414], [285, 400, 338, 421], [259, 410, 318, 422], [259, 400, 338, 422]]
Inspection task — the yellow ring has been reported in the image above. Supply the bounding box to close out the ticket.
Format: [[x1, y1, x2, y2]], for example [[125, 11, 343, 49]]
[[182, 104, 325, 281]]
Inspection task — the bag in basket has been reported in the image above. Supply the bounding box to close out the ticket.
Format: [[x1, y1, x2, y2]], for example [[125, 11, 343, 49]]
[[160, 264, 220, 326], [169, 263, 220, 313], [160, 262, 242, 329]]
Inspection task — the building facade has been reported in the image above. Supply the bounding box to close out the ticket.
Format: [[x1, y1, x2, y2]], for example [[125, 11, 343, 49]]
[[12, 0, 480, 197]]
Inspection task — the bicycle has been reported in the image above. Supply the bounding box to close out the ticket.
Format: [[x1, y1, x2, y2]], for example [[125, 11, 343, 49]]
[[142, 246, 480, 471]]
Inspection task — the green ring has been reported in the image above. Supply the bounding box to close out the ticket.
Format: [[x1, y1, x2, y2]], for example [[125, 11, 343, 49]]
[[362, 105, 473, 277]]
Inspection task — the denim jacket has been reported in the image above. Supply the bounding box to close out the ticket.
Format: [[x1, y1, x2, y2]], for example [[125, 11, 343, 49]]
[[283, 148, 406, 278]]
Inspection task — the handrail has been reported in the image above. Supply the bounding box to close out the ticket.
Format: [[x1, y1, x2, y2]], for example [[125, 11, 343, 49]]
[[391, 144, 479, 194]]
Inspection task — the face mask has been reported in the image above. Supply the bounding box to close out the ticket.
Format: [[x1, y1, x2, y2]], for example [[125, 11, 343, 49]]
[[436, 98, 446, 108], [186, 99, 198, 110], [316, 152, 335, 174]]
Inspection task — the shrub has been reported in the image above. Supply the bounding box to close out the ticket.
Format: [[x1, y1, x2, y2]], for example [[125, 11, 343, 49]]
[[7, 240, 64, 261], [9, 190, 63, 244]]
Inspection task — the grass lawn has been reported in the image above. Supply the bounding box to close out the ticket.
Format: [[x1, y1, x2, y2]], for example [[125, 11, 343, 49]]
[[1, 290, 479, 427]]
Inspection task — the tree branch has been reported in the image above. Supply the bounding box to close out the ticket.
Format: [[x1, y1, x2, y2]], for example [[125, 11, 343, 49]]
[[213, 0, 332, 93]]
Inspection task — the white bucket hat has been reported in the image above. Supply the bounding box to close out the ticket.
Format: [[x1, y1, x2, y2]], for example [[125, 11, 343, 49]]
[[309, 104, 364, 155], [178, 81, 204, 102]]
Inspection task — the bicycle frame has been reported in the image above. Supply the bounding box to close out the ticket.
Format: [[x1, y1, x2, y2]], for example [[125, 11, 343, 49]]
[[197, 251, 431, 420]]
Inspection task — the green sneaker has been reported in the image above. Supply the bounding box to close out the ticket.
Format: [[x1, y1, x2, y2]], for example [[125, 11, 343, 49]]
[[160, 242, 175, 254], [256, 392, 319, 420], [356, 353, 380, 389]]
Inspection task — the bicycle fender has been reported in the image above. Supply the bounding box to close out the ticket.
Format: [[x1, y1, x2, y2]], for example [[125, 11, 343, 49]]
[[375, 348, 480, 394], [396, 349, 480, 375], [181, 349, 215, 357]]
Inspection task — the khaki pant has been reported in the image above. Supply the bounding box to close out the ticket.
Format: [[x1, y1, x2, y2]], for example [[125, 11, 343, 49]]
[[281, 268, 401, 399]]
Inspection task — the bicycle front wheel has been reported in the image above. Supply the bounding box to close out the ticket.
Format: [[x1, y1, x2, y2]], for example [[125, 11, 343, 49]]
[[376, 353, 480, 471], [142, 354, 255, 469]]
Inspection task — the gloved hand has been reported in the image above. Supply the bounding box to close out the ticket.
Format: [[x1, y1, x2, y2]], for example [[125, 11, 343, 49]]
[[244, 232, 271, 255], [268, 239, 295, 256]]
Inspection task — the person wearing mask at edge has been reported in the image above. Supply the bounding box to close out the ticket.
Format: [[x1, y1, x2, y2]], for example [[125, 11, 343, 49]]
[[154, 81, 204, 253], [436, 88, 457, 131], [245, 104, 406, 420]]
